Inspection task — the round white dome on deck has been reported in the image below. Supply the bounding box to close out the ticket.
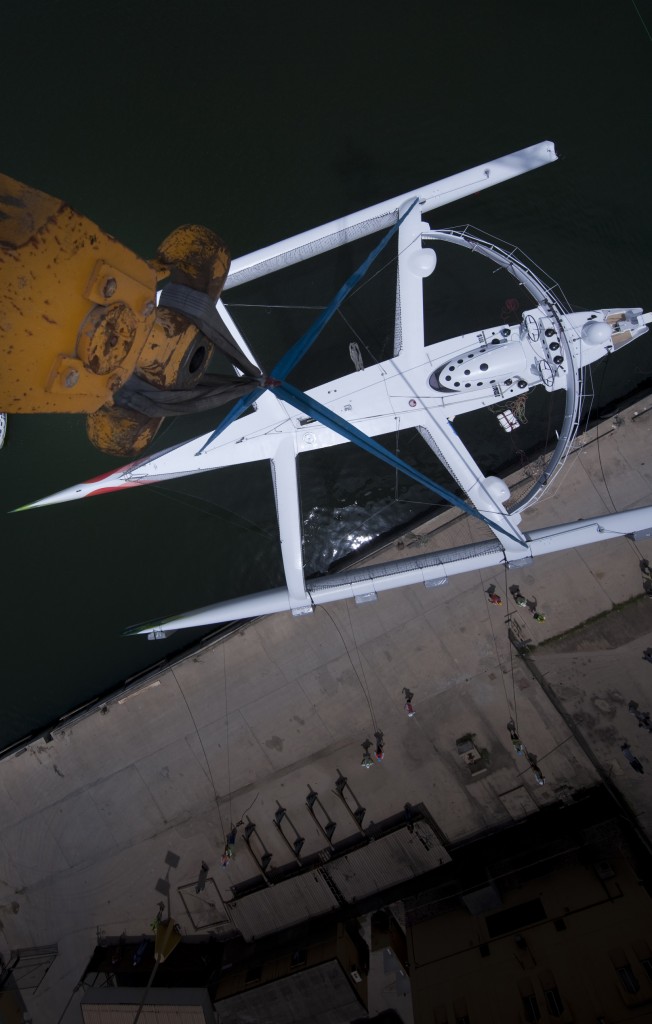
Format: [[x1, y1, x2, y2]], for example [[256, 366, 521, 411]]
[[484, 476, 511, 503], [581, 320, 612, 346], [408, 248, 437, 277]]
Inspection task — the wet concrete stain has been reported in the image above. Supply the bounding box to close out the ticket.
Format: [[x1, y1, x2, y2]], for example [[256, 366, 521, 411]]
[[535, 597, 652, 653], [592, 697, 616, 718], [607, 690, 626, 705], [573, 712, 597, 729], [557, 684, 580, 701], [595, 725, 618, 743]]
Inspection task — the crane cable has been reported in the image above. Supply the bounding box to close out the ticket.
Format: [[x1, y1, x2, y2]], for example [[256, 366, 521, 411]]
[[318, 602, 379, 737], [477, 558, 519, 732], [502, 561, 521, 732], [223, 643, 233, 832], [170, 666, 225, 840], [587, 351, 650, 572], [631, 0, 652, 42]]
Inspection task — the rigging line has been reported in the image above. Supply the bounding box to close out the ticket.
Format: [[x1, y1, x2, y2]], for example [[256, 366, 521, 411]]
[[150, 415, 180, 445], [170, 667, 225, 839], [223, 643, 233, 829], [624, 529, 649, 565], [224, 302, 327, 310], [514, 735, 574, 779], [239, 791, 260, 820], [319, 603, 377, 734], [227, 250, 400, 355], [347, 252, 396, 299], [391, 497, 447, 508], [336, 307, 384, 368], [474, 522, 515, 726], [347, 229, 429, 303], [271, 200, 419, 382], [275, 379, 526, 546], [149, 483, 274, 539], [631, 0, 652, 41], [576, 447, 615, 514], [541, 370, 555, 456], [590, 525, 651, 548], [357, 494, 447, 534], [477, 562, 515, 724], [593, 353, 620, 514], [197, 200, 419, 456], [344, 599, 379, 734], [536, 734, 574, 762], [502, 561, 519, 733], [588, 355, 649, 565], [588, 360, 648, 567], [197, 386, 265, 455], [583, 361, 597, 425], [394, 418, 400, 500]]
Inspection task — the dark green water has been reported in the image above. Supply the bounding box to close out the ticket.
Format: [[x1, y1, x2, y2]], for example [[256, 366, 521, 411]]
[[2, 1, 652, 750]]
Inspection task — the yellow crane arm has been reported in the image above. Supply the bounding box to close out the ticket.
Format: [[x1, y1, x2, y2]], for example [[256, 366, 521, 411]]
[[0, 174, 249, 456]]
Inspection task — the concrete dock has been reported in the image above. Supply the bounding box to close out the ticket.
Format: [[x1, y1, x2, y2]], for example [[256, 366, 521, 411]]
[[1, 397, 651, 1023]]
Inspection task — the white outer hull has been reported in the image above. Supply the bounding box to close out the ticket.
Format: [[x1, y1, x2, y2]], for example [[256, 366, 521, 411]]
[[135, 506, 652, 632]]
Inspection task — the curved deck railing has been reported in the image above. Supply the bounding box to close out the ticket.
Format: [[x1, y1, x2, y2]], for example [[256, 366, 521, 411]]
[[423, 227, 587, 513]]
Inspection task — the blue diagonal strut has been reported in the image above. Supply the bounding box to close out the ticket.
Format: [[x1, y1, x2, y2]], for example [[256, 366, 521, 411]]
[[196, 198, 419, 455], [194, 197, 524, 547], [274, 380, 526, 547], [270, 198, 418, 382]]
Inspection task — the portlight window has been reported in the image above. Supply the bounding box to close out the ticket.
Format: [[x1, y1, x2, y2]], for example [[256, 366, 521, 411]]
[[616, 964, 640, 994], [522, 993, 541, 1022], [544, 986, 564, 1016]]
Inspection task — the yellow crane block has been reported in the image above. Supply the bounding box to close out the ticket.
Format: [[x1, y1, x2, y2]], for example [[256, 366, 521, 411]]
[[0, 174, 232, 456]]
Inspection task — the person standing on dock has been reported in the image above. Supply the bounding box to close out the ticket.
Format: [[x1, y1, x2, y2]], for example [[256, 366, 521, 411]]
[[402, 688, 416, 716], [195, 861, 209, 893], [374, 730, 385, 761], [507, 719, 525, 755], [621, 743, 645, 774], [221, 827, 238, 867]]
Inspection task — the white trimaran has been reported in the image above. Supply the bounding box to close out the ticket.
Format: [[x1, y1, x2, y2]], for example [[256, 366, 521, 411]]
[[23, 142, 652, 636]]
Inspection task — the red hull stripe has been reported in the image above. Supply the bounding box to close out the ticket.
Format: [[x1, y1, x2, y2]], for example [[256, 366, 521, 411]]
[[87, 481, 144, 498]]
